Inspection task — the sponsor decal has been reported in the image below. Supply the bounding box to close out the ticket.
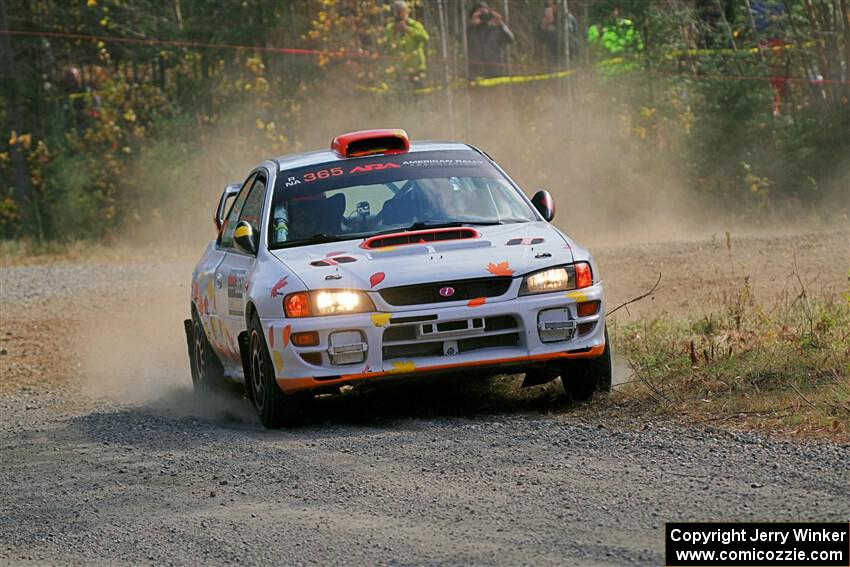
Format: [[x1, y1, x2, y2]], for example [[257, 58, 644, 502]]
[[303, 167, 343, 183], [401, 159, 484, 167], [227, 269, 248, 316], [284, 176, 301, 187], [349, 162, 401, 173]]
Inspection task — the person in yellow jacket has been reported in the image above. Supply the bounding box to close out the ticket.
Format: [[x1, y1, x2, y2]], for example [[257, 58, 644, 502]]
[[587, 8, 644, 75], [384, 1, 429, 88]]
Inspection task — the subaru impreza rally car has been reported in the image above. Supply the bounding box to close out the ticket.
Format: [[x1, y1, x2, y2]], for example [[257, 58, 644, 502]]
[[185, 129, 611, 428]]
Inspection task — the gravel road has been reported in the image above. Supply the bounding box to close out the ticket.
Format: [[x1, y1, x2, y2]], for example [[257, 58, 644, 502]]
[[1, 229, 848, 566]]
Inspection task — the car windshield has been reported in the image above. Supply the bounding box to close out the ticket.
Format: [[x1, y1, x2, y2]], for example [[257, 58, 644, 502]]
[[268, 150, 536, 249]]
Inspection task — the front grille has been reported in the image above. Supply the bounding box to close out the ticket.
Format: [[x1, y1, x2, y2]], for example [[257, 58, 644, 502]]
[[379, 277, 513, 306]]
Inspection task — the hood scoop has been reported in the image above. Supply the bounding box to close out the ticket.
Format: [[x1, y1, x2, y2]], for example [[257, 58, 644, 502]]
[[361, 227, 480, 250]]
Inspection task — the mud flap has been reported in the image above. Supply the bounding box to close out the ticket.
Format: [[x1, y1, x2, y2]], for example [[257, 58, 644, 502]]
[[521, 368, 559, 388], [183, 319, 196, 378], [237, 331, 253, 402]]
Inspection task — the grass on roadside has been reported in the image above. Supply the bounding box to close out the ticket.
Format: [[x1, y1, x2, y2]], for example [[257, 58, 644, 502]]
[[604, 275, 850, 442]]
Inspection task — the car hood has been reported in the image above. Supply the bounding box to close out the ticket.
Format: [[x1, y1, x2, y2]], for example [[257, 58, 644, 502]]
[[269, 222, 575, 291]]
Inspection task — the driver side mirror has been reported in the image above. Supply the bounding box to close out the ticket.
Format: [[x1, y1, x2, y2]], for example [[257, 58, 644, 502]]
[[214, 183, 241, 233], [233, 220, 258, 255], [531, 190, 556, 222]]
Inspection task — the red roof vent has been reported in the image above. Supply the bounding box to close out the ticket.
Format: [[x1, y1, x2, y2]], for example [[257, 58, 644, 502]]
[[331, 129, 410, 158], [361, 227, 479, 250]]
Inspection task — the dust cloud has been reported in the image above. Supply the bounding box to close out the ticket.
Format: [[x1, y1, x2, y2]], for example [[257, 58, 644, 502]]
[[75, 268, 254, 422], [118, 74, 712, 250], [122, 71, 846, 251]]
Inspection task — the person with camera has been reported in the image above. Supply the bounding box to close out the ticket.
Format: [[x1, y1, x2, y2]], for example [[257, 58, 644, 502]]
[[383, 0, 429, 88], [467, 1, 514, 79]]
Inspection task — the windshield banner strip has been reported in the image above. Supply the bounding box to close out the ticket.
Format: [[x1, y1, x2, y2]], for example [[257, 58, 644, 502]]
[[276, 150, 501, 196]]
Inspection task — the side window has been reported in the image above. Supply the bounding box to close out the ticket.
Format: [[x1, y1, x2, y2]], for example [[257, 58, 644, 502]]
[[238, 176, 267, 234], [219, 173, 256, 248]]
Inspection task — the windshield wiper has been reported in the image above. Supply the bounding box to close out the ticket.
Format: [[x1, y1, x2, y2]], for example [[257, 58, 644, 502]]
[[270, 233, 355, 250]]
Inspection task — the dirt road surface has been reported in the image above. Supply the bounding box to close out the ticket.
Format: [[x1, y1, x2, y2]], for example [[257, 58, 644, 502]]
[[1, 229, 848, 566]]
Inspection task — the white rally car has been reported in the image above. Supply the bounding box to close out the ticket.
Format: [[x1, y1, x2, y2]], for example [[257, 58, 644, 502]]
[[185, 129, 611, 427]]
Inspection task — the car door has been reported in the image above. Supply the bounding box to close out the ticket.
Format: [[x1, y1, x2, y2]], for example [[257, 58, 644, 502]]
[[203, 172, 257, 365], [214, 170, 269, 361]]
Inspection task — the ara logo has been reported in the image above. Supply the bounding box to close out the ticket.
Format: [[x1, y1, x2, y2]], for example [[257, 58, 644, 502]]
[[349, 162, 401, 173], [284, 176, 301, 187]]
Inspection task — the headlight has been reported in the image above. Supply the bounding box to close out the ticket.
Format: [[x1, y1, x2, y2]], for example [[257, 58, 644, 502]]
[[520, 263, 593, 295], [525, 267, 569, 293], [284, 290, 375, 318]]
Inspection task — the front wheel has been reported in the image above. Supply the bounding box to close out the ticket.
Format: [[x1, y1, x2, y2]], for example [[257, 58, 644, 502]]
[[560, 326, 612, 401], [247, 314, 309, 428]]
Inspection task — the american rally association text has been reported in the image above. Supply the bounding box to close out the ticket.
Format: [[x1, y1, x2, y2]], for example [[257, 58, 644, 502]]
[[669, 527, 848, 547]]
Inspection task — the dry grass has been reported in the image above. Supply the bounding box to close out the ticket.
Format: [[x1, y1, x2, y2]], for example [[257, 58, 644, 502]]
[[602, 270, 850, 442]]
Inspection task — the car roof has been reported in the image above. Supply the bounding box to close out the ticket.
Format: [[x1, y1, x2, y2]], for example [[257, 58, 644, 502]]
[[271, 141, 476, 172]]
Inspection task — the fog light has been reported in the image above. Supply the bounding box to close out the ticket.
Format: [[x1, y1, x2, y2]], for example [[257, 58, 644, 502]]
[[327, 331, 367, 365], [537, 308, 576, 343], [291, 331, 320, 347], [576, 301, 600, 317]]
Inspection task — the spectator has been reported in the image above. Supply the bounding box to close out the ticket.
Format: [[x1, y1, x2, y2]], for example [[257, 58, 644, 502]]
[[383, 0, 429, 88], [750, 0, 789, 116], [467, 1, 514, 79], [537, 0, 579, 64], [587, 8, 643, 74]]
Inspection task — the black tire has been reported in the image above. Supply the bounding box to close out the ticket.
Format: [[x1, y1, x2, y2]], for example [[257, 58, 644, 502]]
[[191, 311, 227, 395], [247, 314, 309, 428], [560, 326, 612, 401]]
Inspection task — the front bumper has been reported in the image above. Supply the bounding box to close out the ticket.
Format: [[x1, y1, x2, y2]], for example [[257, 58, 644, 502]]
[[262, 282, 606, 393]]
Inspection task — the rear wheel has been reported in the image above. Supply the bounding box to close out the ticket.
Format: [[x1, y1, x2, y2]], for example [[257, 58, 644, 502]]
[[247, 314, 309, 428], [191, 311, 227, 395], [560, 326, 612, 401]]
